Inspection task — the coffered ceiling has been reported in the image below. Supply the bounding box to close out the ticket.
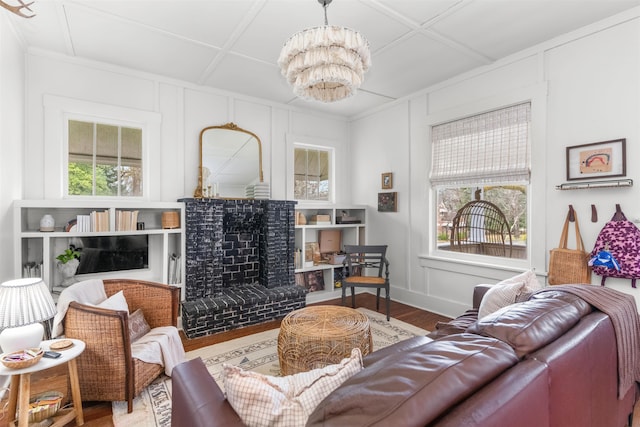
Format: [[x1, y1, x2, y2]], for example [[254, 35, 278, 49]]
[[5, 0, 640, 118]]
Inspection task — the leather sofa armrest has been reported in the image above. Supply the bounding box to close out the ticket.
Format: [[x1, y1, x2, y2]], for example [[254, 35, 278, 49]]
[[473, 284, 493, 309], [171, 358, 244, 427]]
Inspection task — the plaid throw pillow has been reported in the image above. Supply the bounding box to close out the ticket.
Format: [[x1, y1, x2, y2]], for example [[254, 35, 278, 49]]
[[223, 348, 363, 427]]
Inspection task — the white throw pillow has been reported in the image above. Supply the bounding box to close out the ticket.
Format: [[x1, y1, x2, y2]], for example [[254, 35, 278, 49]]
[[223, 348, 363, 427], [478, 270, 543, 318], [95, 290, 129, 313]]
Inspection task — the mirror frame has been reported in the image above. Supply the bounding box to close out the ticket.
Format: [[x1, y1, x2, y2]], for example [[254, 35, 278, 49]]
[[194, 122, 264, 198]]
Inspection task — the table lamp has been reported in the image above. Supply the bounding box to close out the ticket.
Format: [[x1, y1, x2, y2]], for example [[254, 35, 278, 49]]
[[0, 278, 57, 353]]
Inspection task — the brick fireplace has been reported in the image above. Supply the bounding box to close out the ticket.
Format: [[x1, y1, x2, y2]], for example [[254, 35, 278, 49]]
[[179, 198, 306, 338]]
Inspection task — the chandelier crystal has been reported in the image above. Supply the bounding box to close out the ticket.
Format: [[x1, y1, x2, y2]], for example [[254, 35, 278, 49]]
[[278, 0, 371, 103]]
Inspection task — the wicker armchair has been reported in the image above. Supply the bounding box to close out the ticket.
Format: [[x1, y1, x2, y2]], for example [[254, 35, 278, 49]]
[[63, 279, 180, 413]]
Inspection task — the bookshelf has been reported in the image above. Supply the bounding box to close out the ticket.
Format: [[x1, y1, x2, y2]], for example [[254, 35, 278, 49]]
[[13, 200, 185, 298], [295, 205, 366, 303]]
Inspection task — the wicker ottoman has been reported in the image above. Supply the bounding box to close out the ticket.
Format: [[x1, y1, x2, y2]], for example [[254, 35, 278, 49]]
[[277, 305, 372, 375]]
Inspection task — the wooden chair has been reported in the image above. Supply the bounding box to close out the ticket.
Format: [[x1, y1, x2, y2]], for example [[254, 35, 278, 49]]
[[63, 279, 180, 413], [341, 245, 390, 320]]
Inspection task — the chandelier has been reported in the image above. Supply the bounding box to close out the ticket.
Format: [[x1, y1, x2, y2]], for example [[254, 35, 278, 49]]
[[278, 0, 371, 103]]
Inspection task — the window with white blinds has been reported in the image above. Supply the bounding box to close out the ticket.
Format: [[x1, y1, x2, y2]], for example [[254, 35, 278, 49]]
[[430, 102, 531, 186]]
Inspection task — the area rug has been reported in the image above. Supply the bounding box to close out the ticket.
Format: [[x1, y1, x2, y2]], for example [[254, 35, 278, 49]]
[[112, 308, 428, 427]]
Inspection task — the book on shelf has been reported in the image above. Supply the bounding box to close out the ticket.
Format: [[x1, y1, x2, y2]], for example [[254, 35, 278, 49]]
[[75, 210, 109, 232], [116, 210, 139, 231], [90, 210, 109, 232], [76, 214, 90, 232]]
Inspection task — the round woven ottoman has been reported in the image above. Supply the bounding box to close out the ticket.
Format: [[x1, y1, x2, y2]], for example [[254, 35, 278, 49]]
[[277, 305, 372, 375]]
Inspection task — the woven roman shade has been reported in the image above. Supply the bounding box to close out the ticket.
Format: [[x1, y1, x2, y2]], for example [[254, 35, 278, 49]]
[[430, 102, 531, 187]]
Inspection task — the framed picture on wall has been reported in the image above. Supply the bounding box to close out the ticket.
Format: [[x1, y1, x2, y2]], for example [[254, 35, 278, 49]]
[[566, 138, 626, 181], [381, 172, 393, 189], [378, 192, 397, 212]]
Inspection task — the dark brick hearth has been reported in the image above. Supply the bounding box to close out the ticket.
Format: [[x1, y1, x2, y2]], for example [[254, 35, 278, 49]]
[[179, 198, 306, 338]]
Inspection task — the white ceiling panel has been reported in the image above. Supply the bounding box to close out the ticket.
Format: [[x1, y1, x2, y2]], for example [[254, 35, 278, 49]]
[[431, 0, 640, 59], [72, 0, 254, 48], [204, 53, 293, 104], [375, 0, 462, 26], [364, 33, 484, 99], [4, 0, 639, 118], [65, 4, 221, 83]]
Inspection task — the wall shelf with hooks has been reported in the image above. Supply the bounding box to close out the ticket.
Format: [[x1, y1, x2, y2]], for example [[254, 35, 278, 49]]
[[555, 179, 633, 190]]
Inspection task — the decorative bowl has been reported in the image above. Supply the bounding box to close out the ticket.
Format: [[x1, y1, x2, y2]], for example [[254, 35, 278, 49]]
[[1, 348, 43, 369]]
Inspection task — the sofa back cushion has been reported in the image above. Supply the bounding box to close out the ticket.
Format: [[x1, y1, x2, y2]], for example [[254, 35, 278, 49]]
[[306, 334, 518, 427], [468, 292, 592, 358]]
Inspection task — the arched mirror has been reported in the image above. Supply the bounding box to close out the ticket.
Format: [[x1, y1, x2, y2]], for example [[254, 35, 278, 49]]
[[194, 122, 263, 198]]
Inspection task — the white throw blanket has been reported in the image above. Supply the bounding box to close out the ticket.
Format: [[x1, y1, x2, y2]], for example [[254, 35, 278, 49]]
[[131, 326, 185, 376], [52, 279, 107, 338], [52, 279, 185, 376]]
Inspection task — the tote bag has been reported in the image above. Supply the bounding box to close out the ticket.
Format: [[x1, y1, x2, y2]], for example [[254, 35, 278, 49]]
[[548, 206, 591, 285]]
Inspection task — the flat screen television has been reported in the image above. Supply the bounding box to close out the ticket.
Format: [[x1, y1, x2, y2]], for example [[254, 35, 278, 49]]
[[75, 235, 149, 274]]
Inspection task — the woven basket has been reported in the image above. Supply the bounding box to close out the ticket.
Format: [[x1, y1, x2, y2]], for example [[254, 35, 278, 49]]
[[161, 211, 180, 229], [277, 306, 372, 375], [548, 208, 591, 285], [1, 348, 43, 369], [28, 391, 63, 423]]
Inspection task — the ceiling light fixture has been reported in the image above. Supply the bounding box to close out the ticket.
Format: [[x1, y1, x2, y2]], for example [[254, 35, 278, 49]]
[[278, 0, 371, 103]]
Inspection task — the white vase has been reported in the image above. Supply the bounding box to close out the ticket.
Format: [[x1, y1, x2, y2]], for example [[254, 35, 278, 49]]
[[40, 214, 55, 232], [58, 258, 79, 287]]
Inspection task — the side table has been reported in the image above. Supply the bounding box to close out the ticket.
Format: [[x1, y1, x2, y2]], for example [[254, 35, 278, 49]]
[[0, 338, 86, 427], [277, 305, 372, 375]]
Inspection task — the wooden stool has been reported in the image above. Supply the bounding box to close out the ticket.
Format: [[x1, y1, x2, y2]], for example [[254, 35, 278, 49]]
[[277, 305, 372, 375]]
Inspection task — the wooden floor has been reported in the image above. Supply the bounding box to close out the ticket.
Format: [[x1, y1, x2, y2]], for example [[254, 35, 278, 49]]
[[6, 293, 640, 426]]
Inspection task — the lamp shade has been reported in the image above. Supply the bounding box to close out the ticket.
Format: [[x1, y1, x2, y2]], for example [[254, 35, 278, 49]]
[[278, 25, 371, 103], [0, 278, 56, 328]]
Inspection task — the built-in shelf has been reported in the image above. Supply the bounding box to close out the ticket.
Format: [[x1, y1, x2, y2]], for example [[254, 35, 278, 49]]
[[555, 179, 633, 190], [295, 205, 366, 303], [14, 200, 185, 296]]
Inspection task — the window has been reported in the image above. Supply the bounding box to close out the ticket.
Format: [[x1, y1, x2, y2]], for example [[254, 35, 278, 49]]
[[294, 146, 331, 201], [431, 103, 531, 259], [67, 119, 143, 197]]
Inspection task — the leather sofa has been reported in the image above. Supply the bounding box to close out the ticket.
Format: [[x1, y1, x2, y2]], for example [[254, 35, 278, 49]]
[[171, 285, 639, 427]]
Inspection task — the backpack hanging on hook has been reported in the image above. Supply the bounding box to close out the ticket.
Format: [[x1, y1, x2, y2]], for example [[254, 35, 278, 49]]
[[589, 204, 640, 288]]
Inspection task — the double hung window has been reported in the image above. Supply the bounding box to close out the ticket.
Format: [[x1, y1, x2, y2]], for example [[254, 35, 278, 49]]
[[294, 146, 332, 201], [67, 119, 143, 197], [431, 102, 531, 259]]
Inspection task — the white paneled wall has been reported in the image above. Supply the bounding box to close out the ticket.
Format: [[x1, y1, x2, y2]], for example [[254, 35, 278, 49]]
[[21, 53, 349, 204], [0, 14, 26, 282], [350, 16, 640, 317]]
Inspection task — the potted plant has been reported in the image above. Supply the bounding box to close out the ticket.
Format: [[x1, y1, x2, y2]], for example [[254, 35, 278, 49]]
[[56, 246, 81, 287]]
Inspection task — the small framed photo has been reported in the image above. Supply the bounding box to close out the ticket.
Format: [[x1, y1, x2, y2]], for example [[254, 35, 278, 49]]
[[566, 138, 626, 181], [378, 192, 397, 212], [381, 172, 393, 189]]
